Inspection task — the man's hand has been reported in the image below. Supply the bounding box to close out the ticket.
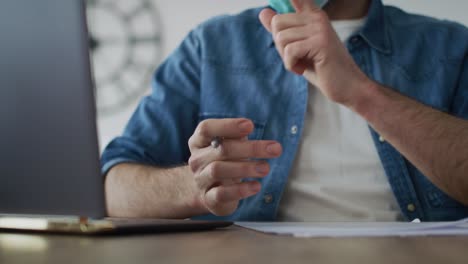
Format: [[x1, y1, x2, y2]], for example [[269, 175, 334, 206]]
[[188, 118, 283, 216], [259, 0, 372, 108], [260, 0, 468, 207]]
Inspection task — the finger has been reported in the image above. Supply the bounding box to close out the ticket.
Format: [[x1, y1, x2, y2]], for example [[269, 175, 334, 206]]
[[274, 25, 310, 57], [291, 61, 308, 76], [270, 13, 306, 34], [189, 140, 281, 173], [259, 8, 276, 33], [206, 181, 261, 205], [195, 160, 268, 191], [291, 0, 320, 13], [189, 118, 254, 149], [208, 139, 283, 161], [283, 39, 313, 74], [196, 161, 270, 190]]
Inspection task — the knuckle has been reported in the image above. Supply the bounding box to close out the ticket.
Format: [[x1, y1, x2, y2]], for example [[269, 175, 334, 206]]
[[275, 31, 285, 46], [188, 136, 196, 149], [217, 144, 229, 159], [213, 188, 225, 204], [196, 120, 211, 138], [315, 10, 328, 24], [208, 162, 221, 181], [284, 44, 297, 58], [188, 156, 201, 172], [271, 15, 281, 32]]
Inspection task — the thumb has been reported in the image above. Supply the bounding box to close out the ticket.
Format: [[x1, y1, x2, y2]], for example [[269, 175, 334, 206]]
[[259, 8, 277, 33], [290, 0, 319, 13]]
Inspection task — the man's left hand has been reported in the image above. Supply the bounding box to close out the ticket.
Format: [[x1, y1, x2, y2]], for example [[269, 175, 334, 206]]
[[259, 0, 373, 108]]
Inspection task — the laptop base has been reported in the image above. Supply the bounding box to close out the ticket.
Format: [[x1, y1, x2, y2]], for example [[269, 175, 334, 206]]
[[0, 216, 232, 235]]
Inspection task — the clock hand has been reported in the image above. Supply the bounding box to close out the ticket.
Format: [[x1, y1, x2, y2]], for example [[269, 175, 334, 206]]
[[91, 36, 162, 48], [129, 36, 161, 44]]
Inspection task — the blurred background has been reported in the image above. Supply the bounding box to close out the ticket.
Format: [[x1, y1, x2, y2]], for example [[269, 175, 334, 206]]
[[87, 0, 468, 151]]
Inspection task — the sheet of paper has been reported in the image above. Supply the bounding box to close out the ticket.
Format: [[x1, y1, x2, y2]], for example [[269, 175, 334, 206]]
[[236, 218, 468, 238]]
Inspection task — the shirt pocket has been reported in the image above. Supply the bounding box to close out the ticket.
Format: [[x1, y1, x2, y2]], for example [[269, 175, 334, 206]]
[[198, 113, 266, 141]]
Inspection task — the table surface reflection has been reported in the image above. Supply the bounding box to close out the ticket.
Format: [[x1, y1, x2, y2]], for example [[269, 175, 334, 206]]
[[1, 226, 468, 264]]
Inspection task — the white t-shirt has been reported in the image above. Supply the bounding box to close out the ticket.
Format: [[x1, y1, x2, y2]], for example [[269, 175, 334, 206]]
[[277, 18, 403, 222]]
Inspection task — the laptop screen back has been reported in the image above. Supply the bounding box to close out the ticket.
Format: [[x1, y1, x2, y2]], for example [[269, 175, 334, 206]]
[[0, 0, 105, 218]]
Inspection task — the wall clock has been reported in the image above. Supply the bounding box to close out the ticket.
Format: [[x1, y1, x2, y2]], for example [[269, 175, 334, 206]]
[[86, 0, 163, 116]]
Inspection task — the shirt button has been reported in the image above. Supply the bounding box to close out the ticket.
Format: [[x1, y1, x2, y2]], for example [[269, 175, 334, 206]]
[[351, 36, 360, 43], [379, 136, 385, 143], [407, 203, 416, 212], [291, 125, 298, 135], [264, 194, 274, 204]]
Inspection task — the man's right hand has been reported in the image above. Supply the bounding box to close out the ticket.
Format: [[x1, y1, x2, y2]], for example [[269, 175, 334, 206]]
[[188, 118, 283, 216]]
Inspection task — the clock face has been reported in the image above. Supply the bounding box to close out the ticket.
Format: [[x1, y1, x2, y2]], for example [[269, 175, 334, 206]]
[[86, 0, 163, 116]]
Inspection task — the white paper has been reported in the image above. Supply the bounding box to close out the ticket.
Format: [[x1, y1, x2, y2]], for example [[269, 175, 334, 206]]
[[236, 218, 468, 238]]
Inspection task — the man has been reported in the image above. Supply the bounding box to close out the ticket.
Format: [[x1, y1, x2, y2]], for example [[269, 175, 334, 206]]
[[101, 0, 468, 222]]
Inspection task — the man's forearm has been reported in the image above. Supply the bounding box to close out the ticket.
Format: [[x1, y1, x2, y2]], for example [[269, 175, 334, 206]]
[[105, 163, 208, 219], [354, 82, 468, 205]]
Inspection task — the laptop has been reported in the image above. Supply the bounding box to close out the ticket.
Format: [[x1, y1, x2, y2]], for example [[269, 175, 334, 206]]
[[0, 0, 231, 235]]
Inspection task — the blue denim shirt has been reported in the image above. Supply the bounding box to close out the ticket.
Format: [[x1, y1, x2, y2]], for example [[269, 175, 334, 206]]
[[101, 0, 468, 222]]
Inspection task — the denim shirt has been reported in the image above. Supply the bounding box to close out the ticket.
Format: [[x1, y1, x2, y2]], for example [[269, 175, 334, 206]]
[[101, 0, 468, 222]]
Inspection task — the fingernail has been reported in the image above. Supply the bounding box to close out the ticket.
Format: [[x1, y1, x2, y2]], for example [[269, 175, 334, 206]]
[[238, 120, 252, 133], [255, 163, 269, 174], [266, 143, 282, 156]]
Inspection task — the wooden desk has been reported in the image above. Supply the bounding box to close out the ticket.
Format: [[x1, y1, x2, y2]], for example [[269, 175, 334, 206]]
[[1, 226, 467, 264]]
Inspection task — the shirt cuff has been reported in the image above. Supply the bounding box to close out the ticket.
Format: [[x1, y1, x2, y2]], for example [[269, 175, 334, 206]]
[[101, 158, 140, 176]]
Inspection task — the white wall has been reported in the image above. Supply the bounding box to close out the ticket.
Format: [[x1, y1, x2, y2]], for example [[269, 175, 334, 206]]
[[97, 0, 468, 151]]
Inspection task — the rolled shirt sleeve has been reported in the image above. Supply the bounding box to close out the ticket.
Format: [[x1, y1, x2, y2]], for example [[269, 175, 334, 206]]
[[100, 29, 203, 175]]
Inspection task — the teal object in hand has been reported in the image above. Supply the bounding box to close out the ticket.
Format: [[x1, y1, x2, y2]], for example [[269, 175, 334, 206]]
[[268, 0, 330, 13], [268, 0, 295, 14]]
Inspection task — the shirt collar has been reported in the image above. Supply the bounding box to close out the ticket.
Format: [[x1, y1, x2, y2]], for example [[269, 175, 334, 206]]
[[359, 0, 392, 54], [265, 0, 392, 54]]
